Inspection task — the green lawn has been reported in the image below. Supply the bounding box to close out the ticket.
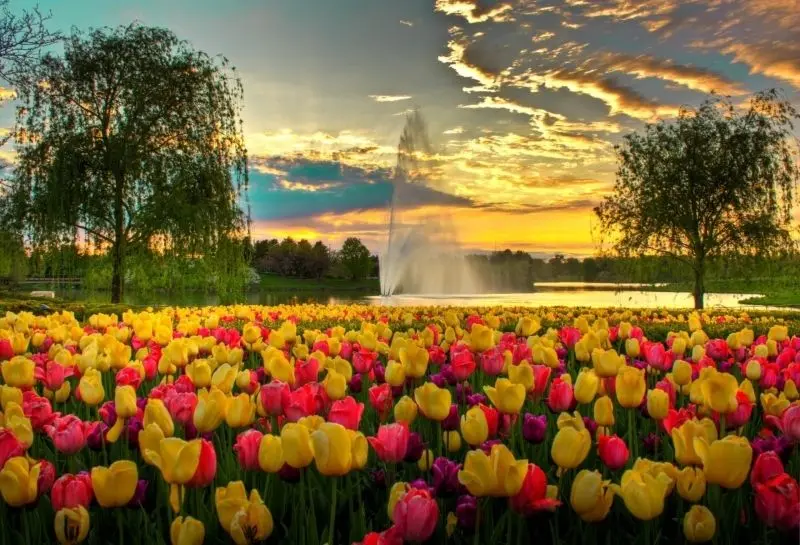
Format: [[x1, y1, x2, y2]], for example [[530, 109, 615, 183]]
[[258, 275, 380, 292], [653, 277, 800, 308]]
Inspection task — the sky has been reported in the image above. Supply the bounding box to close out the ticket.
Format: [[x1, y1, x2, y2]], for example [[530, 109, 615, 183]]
[[1, 0, 799, 256]]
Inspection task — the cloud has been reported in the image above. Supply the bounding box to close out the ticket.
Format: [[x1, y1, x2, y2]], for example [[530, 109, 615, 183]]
[[399, 20, 414, 27], [443, 126, 464, 134], [0, 87, 15, 101], [369, 94, 413, 102], [722, 42, 800, 89], [434, 0, 513, 24], [438, 40, 500, 93], [532, 31, 555, 42]]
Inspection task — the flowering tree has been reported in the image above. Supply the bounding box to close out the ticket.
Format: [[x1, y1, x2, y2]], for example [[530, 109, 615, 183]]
[[1, 24, 248, 302], [595, 90, 799, 309]]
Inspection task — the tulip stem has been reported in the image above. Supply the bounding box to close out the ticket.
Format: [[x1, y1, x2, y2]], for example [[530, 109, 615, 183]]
[[117, 509, 125, 545], [473, 499, 481, 545], [328, 477, 338, 545]]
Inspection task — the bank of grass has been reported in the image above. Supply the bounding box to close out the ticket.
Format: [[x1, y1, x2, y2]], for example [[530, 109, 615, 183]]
[[647, 277, 800, 308], [258, 274, 380, 292], [0, 291, 147, 319]]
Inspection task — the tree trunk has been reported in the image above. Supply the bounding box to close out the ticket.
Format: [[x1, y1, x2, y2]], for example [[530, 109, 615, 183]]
[[111, 241, 124, 303], [692, 258, 705, 310]]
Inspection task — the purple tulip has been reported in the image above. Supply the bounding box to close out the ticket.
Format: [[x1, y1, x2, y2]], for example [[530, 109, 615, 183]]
[[127, 480, 148, 507], [373, 363, 386, 383], [404, 432, 425, 463], [125, 415, 144, 446], [430, 372, 447, 388], [371, 469, 386, 488], [348, 374, 363, 394], [441, 364, 457, 386], [278, 464, 301, 483], [391, 386, 404, 399], [431, 457, 462, 495], [456, 495, 478, 530], [479, 438, 503, 454], [98, 401, 117, 428], [255, 367, 268, 384], [522, 414, 547, 444], [643, 432, 661, 454], [442, 405, 460, 431], [136, 397, 148, 410], [456, 383, 473, 404], [467, 393, 486, 407], [582, 416, 598, 438], [409, 479, 434, 495]]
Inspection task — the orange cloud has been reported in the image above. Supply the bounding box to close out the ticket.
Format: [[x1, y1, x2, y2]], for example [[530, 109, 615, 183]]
[[434, 0, 513, 24], [437, 40, 499, 93], [722, 42, 800, 89]]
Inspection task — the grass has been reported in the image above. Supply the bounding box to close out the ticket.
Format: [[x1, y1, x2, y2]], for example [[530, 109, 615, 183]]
[[644, 277, 800, 308], [258, 274, 380, 292]]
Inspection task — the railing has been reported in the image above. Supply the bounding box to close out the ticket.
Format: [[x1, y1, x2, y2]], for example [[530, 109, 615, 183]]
[[14, 277, 83, 285]]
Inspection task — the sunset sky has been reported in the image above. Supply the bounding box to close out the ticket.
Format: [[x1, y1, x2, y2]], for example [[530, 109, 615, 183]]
[[1, 0, 799, 256]]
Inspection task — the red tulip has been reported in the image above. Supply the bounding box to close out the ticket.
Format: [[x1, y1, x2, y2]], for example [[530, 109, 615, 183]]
[[260, 381, 290, 417], [510, 464, 561, 515], [392, 488, 439, 542], [597, 434, 629, 470], [23, 392, 57, 430], [34, 360, 73, 391], [478, 403, 499, 438], [428, 345, 446, 366], [559, 327, 581, 348], [547, 377, 574, 413], [368, 423, 409, 463], [353, 348, 377, 375], [766, 404, 800, 443], [368, 383, 393, 419], [327, 397, 364, 431], [115, 366, 142, 389], [0, 338, 13, 360], [339, 342, 353, 361], [643, 341, 667, 370], [284, 383, 318, 422], [165, 392, 198, 427], [451, 347, 476, 381], [238, 370, 259, 395], [754, 473, 800, 531], [234, 429, 263, 471], [186, 438, 217, 487], [173, 375, 195, 394], [0, 429, 25, 467], [531, 365, 552, 397], [294, 358, 320, 386], [312, 339, 330, 356], [513, 342, 532, 365], [727, 391, 754, 428], [354, 527, 403, 545], [44, 415, 88, 455], [51, 472, 94, 511], [35, 459, 56, 495], [479, 347, 504, 376], [662, 406, 697, 434], [751, 451, 785, 487]]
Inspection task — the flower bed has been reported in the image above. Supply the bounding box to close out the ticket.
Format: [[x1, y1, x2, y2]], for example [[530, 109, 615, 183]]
[[0, 304, 798, 544]]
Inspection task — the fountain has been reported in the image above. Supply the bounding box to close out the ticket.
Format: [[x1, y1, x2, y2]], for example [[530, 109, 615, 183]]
[[379, 109, 485, 297]]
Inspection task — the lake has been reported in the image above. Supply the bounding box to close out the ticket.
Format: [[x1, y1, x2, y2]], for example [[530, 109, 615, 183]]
[[47, 284, 775, 310]]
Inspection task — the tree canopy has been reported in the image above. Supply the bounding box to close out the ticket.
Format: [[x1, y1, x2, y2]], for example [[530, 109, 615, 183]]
[[340, 237, 371, 280], [1, 24, 249, 301], [595, 89, 799, 308]]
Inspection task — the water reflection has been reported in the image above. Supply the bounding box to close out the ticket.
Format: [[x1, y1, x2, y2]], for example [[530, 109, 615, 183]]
[[51, 286, 780, 310]]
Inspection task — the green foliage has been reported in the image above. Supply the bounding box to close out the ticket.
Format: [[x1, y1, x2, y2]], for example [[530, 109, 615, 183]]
[[595, 90, 800, 309], [252, 237, 332, 279], [339, 237, 371, 280], [1, 24, 249, 302]]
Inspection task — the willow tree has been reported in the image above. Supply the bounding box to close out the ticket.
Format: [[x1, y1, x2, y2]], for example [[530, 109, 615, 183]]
[[595, 90, 799, 309], [2, 24, 248, 302]]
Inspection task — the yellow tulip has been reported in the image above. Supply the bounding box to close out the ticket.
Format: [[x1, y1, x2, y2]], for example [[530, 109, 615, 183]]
[[91, 460, 138, 507], [700, 369, 738, 414], [0, 384, 22, 409], [170, 516, 205, 545], [144, 398, 174, 437], [0, 456, 39, 506], [457, 444, 528, 497], [768, 325, 788, 342], [280, 423, 314, 468], [78, 368, 105, 406], [228, 492, 274, 545], [760, 392, 790, 417], [691, 345, 705, 362], [226, 393, 256, 428], [418, 449, 435, 471], [753, 344, 769, 359], [515, 316, 540, 337], [484, 378, 525, 414], [193, 388, 229, 433], [212, 363, 238, 394], [258, 435, 284, 473], [4, 403, 32, 447], [594, 396, 615, 427], [215, 481, 248, 531], [114, 385, 137, 419], [570, 470, 615, 522], [349, 430, 368, 470], [469, 324, 495, 352], [612, 469, 671, 521], [646, 389, 669, 420], [671, 419, 718, 466], [266, 352, 294, 385], [745, 360, 762, 381], [400, 343, 429, 378], [186, 360, 212, 388], [574, 369, 599, 404], [139, 423, 166, 466], [625, 339, 640, 358], [672, 360, 692, 386], [784, 379, 799, 401], [414, 382, 452, 421], [551, 425, 591, 470], [508, 362, 534, 392], [393, 395, 418, 425], [310, 422, 352, 476], [616, 366, 646, 409], [146, 438, 202, 485], [388, 482, 407, 520], [54, 506, 90, 545], [10, 333, 29, 355], [444, 430, 462, 452], [2, 355, 34, 388], [693, 435, 752, 489], [592, 348, 624, 378], [676, 467, 706, 503], [324, 369, 347, 400], [683, 505, 716, 543], [460, 406, 489, 446], [384, 360, 406, 387]]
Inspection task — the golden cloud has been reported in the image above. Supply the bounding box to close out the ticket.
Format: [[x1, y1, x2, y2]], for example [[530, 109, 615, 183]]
[[438, 40, 500, 93], [369, 95, 412, 102], [434, 0, 513, 24]]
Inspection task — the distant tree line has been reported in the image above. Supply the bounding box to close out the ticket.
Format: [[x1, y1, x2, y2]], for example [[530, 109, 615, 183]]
[[248, 236, 377, 281]]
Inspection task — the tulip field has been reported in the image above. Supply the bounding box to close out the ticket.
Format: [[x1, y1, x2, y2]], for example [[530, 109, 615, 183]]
[[0, 304, 798, 544]]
